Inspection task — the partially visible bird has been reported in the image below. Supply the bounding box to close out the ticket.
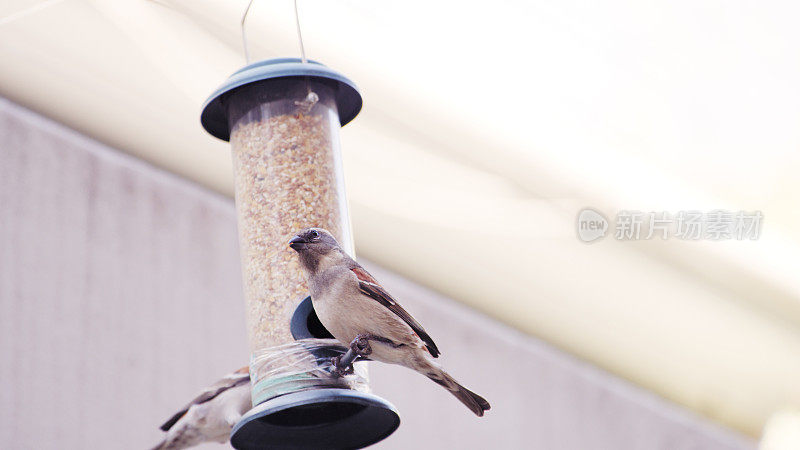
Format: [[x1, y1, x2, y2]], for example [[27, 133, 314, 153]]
[[289, 228, 491, 417], [294, 90, 319, 114], [151, 367, 251, 450]]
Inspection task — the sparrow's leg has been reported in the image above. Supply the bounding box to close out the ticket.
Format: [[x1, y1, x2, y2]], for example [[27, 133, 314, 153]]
[[330, 335, 369, 377], [351, 334, 373, 356], [330, 334, 400, 377]]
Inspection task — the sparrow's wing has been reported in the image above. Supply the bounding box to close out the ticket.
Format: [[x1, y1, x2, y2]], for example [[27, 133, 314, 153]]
[[159, 366, 250, 431], [351, 267, 441, 358]]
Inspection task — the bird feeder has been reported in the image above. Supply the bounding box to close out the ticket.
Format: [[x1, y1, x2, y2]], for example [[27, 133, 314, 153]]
[[201, 58, 399, 449]]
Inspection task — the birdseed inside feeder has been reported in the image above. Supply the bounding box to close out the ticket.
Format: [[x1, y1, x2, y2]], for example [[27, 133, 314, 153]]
[[201, 58, 399, 449]]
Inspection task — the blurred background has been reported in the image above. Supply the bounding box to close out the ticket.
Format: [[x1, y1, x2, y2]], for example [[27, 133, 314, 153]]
[[1, 0, 799, 449]]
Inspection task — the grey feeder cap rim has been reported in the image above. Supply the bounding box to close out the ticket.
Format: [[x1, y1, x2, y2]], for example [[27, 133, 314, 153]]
[[200, 57, 363, 142], [230, 388, 400, 450]]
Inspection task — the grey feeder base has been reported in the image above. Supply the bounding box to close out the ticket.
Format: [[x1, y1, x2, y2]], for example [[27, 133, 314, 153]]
[[230, 388, 400, 450]]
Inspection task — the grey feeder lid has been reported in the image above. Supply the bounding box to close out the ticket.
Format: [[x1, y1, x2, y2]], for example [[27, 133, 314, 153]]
[[230, 388, 400, 450], [201, 58, 363, 141]]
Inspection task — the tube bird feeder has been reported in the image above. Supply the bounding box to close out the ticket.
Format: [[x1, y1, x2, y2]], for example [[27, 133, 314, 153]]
[[201, 58, 399, 449]]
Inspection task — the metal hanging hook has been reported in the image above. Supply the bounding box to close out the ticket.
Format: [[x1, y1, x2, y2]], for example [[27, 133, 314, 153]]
[[241, 0, 255, 64], [293, 0, 307, 64], [240, 0, 309, 65]]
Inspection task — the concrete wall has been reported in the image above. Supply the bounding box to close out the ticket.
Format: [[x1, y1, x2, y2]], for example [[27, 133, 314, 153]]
[[0, 97, 753, 450]]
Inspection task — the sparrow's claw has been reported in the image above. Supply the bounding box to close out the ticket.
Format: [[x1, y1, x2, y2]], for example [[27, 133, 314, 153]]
[[329, 355, 354, 378]]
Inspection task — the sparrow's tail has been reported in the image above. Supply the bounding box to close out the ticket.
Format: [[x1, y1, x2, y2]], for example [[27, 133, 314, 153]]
[[423, 363, 490, 417], [148, 437, 192, 450]]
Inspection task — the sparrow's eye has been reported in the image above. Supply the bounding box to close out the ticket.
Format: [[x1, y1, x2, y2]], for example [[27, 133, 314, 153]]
[[309, 230, 320, 240]]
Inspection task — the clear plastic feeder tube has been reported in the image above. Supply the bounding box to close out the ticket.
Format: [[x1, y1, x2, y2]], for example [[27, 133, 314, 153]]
[[225, 77, 360, 404], [228, 80, 353, 349], [202, 60, 398, 449]]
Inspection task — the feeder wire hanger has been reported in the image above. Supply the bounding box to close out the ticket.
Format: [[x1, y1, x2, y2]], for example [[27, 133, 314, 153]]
[[241, 0, 317, 111], [241, 0, 308, 65]]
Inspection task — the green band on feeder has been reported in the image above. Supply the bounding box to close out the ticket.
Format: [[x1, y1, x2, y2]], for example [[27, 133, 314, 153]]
[[248, 339, 369, 406]]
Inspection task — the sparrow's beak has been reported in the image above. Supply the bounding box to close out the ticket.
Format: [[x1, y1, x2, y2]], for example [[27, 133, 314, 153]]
[[288, 235, 306, 251]]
